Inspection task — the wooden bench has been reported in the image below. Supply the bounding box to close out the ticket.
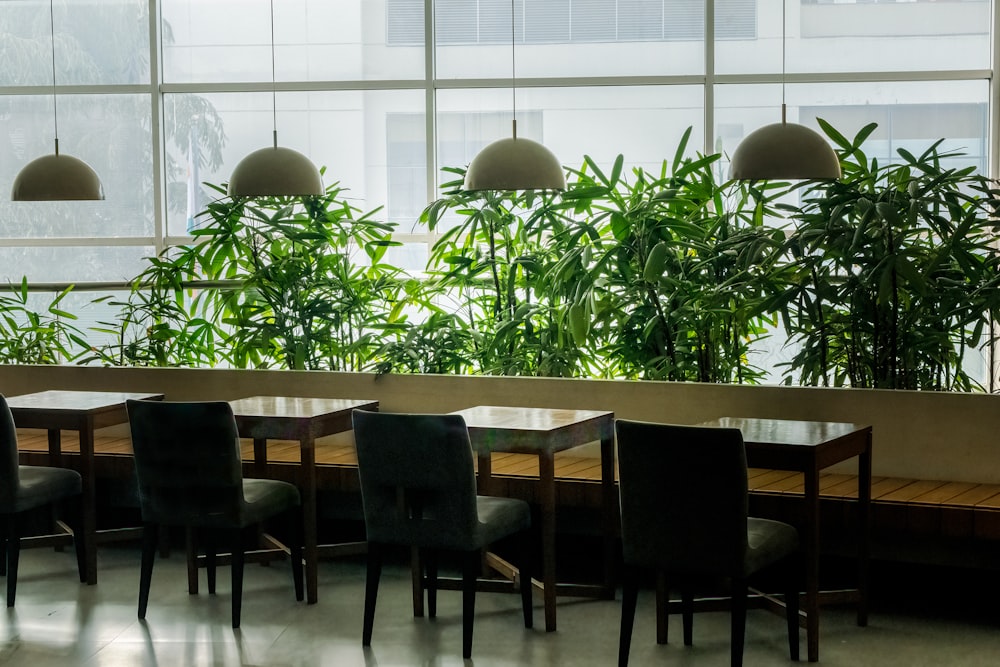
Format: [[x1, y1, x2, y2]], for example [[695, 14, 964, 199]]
[[17, 430, 1000, 543], [746, 467, 1000, 543]]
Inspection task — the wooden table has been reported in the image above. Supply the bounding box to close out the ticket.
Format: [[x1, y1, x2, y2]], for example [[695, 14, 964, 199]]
[[7, 389, 165, 585], [228, 395, 378, 604], [452, 405, 616, 632], [701, 417, 873, 663]]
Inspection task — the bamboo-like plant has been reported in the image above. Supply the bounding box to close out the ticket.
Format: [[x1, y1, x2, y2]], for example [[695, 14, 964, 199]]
[[555, 129, 787, 383], [777, 121, 1000, 390], [418, 170, 586, 377], [0, 280, 85, 364], [89, 181, 404, 371]]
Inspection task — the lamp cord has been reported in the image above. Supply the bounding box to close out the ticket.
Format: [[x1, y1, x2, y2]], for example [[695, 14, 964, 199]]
[[270, 0, 277, 148], [510, 0, 517, 139], [48, 0, 59, 155], [781, 0, 787, 123]]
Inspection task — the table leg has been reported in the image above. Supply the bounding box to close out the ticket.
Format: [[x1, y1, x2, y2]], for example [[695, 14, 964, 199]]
[[804, 468, 820, 662], [600, 426, 616, 600], [47, 428, 61, 466], [411, 546, 424, 617], [857, 433, 873, 627], [539, 451, 557, 632], [300, 437, 319, 604], [477, 451, 492, 496], [78, 426, 98, 586], [253, 437, 268, 479]]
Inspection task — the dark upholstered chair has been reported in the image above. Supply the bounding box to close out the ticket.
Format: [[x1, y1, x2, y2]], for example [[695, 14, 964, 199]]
[[126, 399, 303, 628], [0, 394, 85, 607], [615, 419, 801, 667], [352, 409, 533, 659]]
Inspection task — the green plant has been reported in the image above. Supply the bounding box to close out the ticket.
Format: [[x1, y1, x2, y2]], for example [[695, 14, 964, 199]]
[[554, 129, 786, 383], [777, 121, 1000, 390], [419, 173, 587, 377], [0, 280, 85, 364], [87, 180, 404, 371], [84, 254, 228, 368]]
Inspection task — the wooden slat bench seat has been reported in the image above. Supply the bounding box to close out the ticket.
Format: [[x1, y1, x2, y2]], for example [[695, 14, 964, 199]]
[[17, 431, 1000, 542], [746, 468, 1000, 541], [13, 430, 611, 509]]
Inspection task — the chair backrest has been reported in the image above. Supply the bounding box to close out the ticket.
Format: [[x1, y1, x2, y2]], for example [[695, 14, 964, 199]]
[[0, 395, 20, 511], [615, 419, 749, 576], [127, 399, 244, 526], [351, 409, 480, 550]]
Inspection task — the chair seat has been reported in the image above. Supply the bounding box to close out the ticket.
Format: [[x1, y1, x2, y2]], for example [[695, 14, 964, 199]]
[[471, 496, 532, 551], [10, 465, 82, 514], [239, 478, 301, 528], [744, 517, 799, 576]]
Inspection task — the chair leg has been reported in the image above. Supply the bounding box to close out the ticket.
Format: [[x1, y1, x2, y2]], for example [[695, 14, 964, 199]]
[[425, 550, 438, 619], [786, 564, 801, 661], [731, 578, 748, 667], [655, 571, 669, 645], [410, 545, 423, 617], [205, 532, 217, 596], [682, 584, 694, 646], [231, 530, 245, 629], [462, 550, 479, 660], [186, 527, 199, 595], [69, 499, 87, 584], [6, 515, 19, 608], [619, 566, 640, 667], [0, 519, 6, 577], [205, 537, 218, 595], [363, 543, 383, 647], [288, 510, 304, 602], [520, 533, 533, 630], [138, 522, 158, 620]]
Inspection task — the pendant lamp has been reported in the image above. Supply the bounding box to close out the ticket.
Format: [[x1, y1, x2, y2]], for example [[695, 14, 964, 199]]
[[228, 0, 323, 197], [729, 0, 840, 181], [11, 0, 104, 201], [464, 0, 565, 191]]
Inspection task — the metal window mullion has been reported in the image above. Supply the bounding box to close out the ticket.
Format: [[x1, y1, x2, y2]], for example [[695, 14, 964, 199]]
[[705, 0, 715, 157], [987, 0, 1000, 392], [150, 0, 165, 256], [991, 0, 999, 181], [426, 0, 438, 238], [0, 84, 151, 95], [159, 80, 430, 94], [0, 237, 156, 248]]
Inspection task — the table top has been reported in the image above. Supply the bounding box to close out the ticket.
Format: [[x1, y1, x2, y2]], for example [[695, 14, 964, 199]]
[[454, 405, 612, 432], [700, 417, 872, 471], [6, 390, 166, 431], [701, 417, 871, 447], [229, 395, 378, 420], [7, 390, 165, 413], [453, 405, 613, 455], [229, 395, 378, 442]]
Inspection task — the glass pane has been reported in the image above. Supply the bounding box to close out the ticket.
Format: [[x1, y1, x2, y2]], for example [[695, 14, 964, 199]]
[[0, 246, 153, 283], [717, 0, 991, 75], [0, 94, 153, 239], [435, 0, 705, 78], [0, 0, 149, 86], [161, 0, 424, 83], [163, 89, 426, 237], [715, 80, 989, 177]]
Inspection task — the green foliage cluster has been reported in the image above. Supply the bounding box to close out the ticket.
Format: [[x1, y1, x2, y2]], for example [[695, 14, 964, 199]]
[[777, 122, 1000, 390], [4, 123, 1000, 391]]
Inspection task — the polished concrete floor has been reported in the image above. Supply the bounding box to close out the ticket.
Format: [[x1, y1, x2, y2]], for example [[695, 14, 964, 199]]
[[1, 544, 999, 666]]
